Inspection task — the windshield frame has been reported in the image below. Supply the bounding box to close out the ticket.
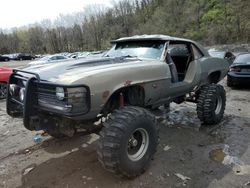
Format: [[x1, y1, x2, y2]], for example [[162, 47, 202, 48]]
[[106, 40, 167, 61]]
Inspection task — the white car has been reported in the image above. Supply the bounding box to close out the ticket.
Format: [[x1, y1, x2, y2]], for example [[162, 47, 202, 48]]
[[28, 55, 69, 66]]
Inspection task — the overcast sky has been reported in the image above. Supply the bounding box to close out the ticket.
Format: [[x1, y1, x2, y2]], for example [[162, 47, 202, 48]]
[[0, 0, 113, 29]]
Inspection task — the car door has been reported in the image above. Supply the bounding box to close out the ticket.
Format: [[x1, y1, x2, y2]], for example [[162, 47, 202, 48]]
[[161, 41, 204, 98], [183, 43, 203, 85]]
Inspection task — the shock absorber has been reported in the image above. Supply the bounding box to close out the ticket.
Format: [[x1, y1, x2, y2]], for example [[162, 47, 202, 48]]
[[119, 92, 124, 107]]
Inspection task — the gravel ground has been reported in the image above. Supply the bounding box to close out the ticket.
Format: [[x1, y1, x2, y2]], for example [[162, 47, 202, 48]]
[[0, 61, 250, 188], [0, 60, 30, 69]]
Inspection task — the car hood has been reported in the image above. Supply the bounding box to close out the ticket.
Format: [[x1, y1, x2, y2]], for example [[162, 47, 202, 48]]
[[28, 60, 48, 65], [21, 57, 148, 84], [28, 59, 70, 66]]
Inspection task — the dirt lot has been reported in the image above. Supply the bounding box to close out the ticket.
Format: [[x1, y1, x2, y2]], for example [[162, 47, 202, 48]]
[[0, 61, 250, 188], [0, 60, 30, 69]]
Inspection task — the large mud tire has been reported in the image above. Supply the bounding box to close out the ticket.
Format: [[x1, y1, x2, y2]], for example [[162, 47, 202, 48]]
[[97, 106, 159, 178], [197, 84, 226, 125]]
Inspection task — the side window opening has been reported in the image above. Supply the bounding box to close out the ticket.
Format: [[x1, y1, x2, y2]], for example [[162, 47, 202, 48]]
[[166, 42, 192, 82]]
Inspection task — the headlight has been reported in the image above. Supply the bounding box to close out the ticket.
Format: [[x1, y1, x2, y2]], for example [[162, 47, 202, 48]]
[[67, 87, 89, 113], [19, 88, 25, 102], [67, 87, 86, 102], [56, 87, 65, 101]]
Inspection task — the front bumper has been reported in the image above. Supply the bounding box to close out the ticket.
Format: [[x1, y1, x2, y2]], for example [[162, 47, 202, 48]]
[[7, 69, 91, 130]]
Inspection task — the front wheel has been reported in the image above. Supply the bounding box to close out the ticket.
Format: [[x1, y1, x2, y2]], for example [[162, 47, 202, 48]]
[[97, 106, 159, 178], [197, 84, 226, 125]]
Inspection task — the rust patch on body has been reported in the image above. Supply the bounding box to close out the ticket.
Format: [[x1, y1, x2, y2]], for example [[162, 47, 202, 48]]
[[124, 80, 132, 86], [102, 90, 110, 99]]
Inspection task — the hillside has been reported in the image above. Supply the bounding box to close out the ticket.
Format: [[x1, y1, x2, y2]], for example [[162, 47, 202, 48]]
[[0, 0, 249, 54]]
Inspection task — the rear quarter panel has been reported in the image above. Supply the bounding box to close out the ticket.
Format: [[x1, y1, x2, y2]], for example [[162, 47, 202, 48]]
[[199, 57, 229, 84]]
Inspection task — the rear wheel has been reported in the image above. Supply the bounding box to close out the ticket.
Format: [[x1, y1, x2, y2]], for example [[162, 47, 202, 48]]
[[97, 106, 159, 178], [197, 84, 226, 125], [0, 82, 7, 99]]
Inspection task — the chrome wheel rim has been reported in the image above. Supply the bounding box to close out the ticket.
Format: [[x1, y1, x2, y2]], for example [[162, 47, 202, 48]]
[[215, 95, 223, 115], [127, 128, 149, 161]]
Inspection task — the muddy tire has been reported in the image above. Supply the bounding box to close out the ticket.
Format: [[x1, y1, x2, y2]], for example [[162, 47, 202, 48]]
[[0, 82, 7, 99], [97, 106, 159, 178], [197, 84, 226, 125]]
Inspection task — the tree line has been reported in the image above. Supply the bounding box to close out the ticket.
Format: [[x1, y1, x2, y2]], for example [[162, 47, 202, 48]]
[[0, 0, 249, 54]]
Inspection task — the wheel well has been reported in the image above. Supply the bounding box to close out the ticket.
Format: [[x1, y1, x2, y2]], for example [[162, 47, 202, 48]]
[[208, 71, 221, 84], [101, 85, 145, 115]]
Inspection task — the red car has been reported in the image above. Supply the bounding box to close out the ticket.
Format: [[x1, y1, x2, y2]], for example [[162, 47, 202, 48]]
[[0, 67, 12, 99]]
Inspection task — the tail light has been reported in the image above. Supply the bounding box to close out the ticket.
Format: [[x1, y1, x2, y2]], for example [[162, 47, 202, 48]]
[[230, 67, 241, 72]]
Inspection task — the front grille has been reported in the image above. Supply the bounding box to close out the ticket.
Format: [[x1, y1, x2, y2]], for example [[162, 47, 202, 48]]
[[36, 83, 90, 115], [37, 84, 59, 103], [37, 84, 68, 109], [37, 84, 56, 94], [8, 69, 90, 117]]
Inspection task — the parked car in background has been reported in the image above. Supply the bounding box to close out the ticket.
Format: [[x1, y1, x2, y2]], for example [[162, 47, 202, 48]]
[[208, 49, 235, 65], [12, 53, 36, 61], [3, 54, 16, 60], [0, 55, 10, 62], [88, 50, 107, 58], [59, 52, 71, 57], [75, 51, 107, 59], [227, 53, 250, 87], [68, 52, 82, 58], [28, 54, 70, 66], [0, 67, 12, 99], [76, 52, 90, 59], [35, 54, 44, 59]]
